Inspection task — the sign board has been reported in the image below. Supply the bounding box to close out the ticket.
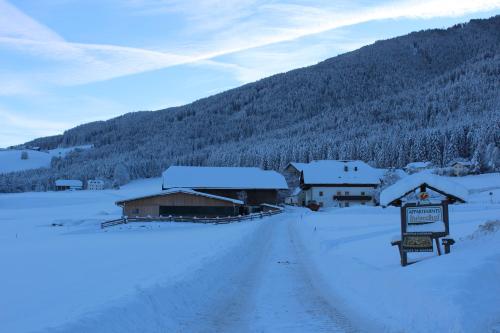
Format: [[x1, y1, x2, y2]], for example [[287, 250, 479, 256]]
[[401, 202, 449, 236], [397, 202, 450, 264], [402, 233, 434, 252], [406, 205, 443, 225]]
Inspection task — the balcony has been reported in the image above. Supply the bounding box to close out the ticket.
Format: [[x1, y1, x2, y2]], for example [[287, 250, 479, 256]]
[[333, 195, 372, 201]]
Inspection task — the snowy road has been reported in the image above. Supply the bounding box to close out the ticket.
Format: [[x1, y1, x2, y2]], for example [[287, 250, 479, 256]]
[[182, 214, 357, 333]]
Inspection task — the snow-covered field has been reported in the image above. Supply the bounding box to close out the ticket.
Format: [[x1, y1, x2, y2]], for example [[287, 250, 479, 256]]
[[1, 175, 499, 332], [0, 145, 92, 174]]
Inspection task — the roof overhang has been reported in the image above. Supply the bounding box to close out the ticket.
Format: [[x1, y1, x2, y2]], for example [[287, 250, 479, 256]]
[[116, 188, 244, 206], [384, 183, 466, 207]]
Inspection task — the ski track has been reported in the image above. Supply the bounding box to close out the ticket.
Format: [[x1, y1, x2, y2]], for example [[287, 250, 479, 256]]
[[186, 214, 357, 333]]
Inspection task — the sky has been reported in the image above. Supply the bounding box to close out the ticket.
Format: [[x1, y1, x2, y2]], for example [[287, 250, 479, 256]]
[[1, 0, 500, 147]]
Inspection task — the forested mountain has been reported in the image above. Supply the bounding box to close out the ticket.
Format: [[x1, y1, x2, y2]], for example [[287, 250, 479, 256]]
[[2, 16, 500, 192]]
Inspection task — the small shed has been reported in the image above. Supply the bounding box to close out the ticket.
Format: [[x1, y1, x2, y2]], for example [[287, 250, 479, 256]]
[[380, 173, 467, 207], [116, 188, 244, 218], [55, 179, 83, 191]]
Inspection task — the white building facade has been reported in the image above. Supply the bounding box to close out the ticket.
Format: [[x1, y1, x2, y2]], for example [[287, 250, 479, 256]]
[[297, 160, 383, 208], [303, 185, 378, 208], [87, 179, 105, 190]]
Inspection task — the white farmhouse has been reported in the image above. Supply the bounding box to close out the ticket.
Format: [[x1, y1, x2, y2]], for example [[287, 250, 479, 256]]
[[298, 160, 383, 208], [87, 179, 105, 190]]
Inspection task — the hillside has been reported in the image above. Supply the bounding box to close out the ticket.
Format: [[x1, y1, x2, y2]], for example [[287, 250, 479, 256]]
[[2, 16, 500, 192]]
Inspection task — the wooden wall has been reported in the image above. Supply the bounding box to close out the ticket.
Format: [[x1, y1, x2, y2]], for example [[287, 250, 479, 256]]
[[194, 189, 279, 205], [122, 192, 237, 217]]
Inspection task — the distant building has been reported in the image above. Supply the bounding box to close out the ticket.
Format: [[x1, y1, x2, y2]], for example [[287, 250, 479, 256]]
[[404, 161, 433, 174], [449, 160, 474, 177], [284, 187, 303, 205], [87, 179, 105, 190], [282, 162, 309, 189], [55, 179, 83, 191], [297, 160, 383, 208]]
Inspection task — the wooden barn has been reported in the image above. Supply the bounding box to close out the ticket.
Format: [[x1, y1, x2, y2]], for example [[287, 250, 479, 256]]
[[116, 188, 244, 218], [116, 166, 288, 218], [55, 179, 83, 191], [162, 166, 288, 209]]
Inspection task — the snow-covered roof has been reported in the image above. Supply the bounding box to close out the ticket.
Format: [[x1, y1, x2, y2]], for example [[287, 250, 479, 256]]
[[380, 173, 468, 207], [300, 160, 382, 185], [116, 188, 244, 205], [450, 160, 474, 167], [162, 166, 288, 190], [55, 179, 83, 187], [260, 203, 283, 210], [405, 161, 432, 169]]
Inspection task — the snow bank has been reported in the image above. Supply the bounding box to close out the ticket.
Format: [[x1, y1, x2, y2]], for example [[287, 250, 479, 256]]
[[292, 195, 500, 332], [381, 173, 468, 206], [446, 173, 500, 193]]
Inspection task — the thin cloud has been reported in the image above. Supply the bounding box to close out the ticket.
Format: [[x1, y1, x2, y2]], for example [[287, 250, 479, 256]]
[[1, 0, 499, 88], [0, 107, 71, 132]]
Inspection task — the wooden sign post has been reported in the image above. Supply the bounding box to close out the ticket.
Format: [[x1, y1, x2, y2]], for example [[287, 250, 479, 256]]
[[383, 178, 465, 267], [399, 201, 449, 266]]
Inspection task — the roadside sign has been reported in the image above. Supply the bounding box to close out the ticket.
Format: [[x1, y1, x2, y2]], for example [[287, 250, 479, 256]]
[[395, 201, 451, 265], [402, 233, 434, 252], [401, 202, 449, 236]]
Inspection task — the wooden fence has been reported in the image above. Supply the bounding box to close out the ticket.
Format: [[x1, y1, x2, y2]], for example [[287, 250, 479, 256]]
[[101, 209, 283, 229]]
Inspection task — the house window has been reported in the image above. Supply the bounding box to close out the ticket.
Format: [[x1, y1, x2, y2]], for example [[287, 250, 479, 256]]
[[345, 191, 349, 195], [336, 191, 341, 196], [354, 166, 358, 171], [344, 166, 348, 172], [319, 191, 324, 197], [361, 191, 365, 195]]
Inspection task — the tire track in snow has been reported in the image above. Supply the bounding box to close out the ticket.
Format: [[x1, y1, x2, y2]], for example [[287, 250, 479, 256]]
[[195, 214, 357, 333]]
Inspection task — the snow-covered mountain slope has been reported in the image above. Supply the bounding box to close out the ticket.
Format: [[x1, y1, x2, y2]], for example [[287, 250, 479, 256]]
[[1, 174, 499, 332], [0, 150, 52, 174], [0, 145, 92, 174]]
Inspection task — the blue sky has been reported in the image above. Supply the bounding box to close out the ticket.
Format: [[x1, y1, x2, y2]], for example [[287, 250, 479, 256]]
[[1, 0, 500, 147]]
